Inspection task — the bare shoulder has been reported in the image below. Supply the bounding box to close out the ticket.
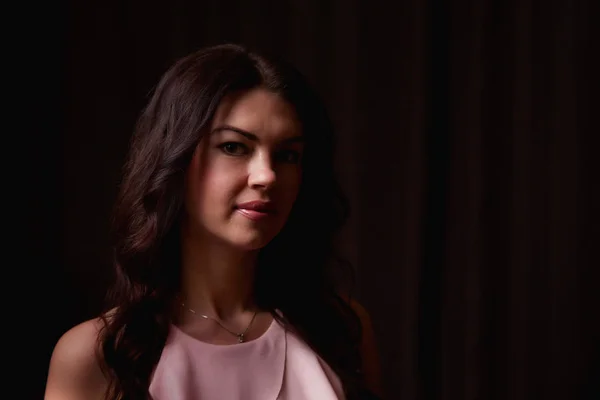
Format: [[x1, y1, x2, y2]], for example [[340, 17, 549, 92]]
[[346, 298, 371, 323], [339, 295, 373, 330], [344, 298, 384, 398], [45, 317, 109, 400]]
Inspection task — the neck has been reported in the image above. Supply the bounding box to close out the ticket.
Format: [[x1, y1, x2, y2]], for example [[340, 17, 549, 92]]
[[179, 224, 259, 321]]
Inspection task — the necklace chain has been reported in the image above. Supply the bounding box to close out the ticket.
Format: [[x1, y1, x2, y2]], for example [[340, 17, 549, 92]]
[[180, 302, 258, 343]]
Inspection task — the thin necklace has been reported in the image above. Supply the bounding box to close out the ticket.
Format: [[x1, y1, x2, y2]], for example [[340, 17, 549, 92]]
[[180, 302, 258, 343]]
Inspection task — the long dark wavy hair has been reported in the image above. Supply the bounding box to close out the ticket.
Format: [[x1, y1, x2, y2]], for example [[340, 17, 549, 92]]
[[98, 43, 366, 399]]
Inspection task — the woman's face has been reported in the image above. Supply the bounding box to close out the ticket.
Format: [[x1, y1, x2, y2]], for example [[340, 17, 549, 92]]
[[183, 88, 304, 250]]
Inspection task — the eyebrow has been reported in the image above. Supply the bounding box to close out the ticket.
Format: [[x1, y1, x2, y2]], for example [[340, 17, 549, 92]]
[[211, 125, 304, 144]]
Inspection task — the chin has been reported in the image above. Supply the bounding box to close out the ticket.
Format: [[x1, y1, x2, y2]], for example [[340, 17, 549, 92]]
[[214, 216, 288, 251], [226, 231, 278, 252], [227, 240, 271, 252]]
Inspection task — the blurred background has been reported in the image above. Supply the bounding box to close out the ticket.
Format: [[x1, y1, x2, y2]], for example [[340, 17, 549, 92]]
[[24, 0, 598, 399]]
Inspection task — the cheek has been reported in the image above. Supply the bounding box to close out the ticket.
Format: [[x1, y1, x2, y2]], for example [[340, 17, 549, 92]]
[[185, 155, 238, 214], [197, 164, 244, 207]]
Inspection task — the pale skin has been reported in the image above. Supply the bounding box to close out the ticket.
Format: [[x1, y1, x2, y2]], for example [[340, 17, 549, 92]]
[[45, 88, 383, 399]]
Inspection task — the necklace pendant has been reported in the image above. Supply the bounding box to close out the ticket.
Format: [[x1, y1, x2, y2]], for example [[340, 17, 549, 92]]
[[238, 334, 244, 343]]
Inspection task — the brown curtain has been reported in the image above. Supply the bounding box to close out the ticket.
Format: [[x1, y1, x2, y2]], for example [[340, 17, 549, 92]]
[[437, 1, 598, 399], [32, 0, 598, 399]]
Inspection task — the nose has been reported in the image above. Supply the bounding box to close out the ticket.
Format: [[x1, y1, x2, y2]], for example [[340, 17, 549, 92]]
[[247, 152, 276, 189]]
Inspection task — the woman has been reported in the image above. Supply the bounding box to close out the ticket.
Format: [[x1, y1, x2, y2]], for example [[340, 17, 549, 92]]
[[46, 43, 382, 400]]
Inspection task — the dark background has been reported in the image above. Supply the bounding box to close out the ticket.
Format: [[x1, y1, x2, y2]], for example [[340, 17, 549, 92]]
[[23, 0, 599, 399]]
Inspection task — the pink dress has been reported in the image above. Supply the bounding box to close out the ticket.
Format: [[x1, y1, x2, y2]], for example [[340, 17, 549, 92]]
[[149, 318, 346, 400]]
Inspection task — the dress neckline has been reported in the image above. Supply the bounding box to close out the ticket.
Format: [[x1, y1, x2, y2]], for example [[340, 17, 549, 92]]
[[169, 316, 280, 348]]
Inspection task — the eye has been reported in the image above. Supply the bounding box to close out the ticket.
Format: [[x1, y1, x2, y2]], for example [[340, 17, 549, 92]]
[[218, 142, 249, 156], [276, 149, 302, 164]]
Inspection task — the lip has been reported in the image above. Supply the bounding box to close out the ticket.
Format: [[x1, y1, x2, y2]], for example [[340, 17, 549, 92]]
[[236, 200, 275, 221], [236, 200, 275, 212]]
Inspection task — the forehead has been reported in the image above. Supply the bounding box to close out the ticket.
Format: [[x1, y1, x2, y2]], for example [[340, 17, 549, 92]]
[[210, 88, 302, 139]]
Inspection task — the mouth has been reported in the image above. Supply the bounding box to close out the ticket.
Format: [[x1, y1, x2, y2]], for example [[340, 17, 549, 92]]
[[235, 200, 275, 221]]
